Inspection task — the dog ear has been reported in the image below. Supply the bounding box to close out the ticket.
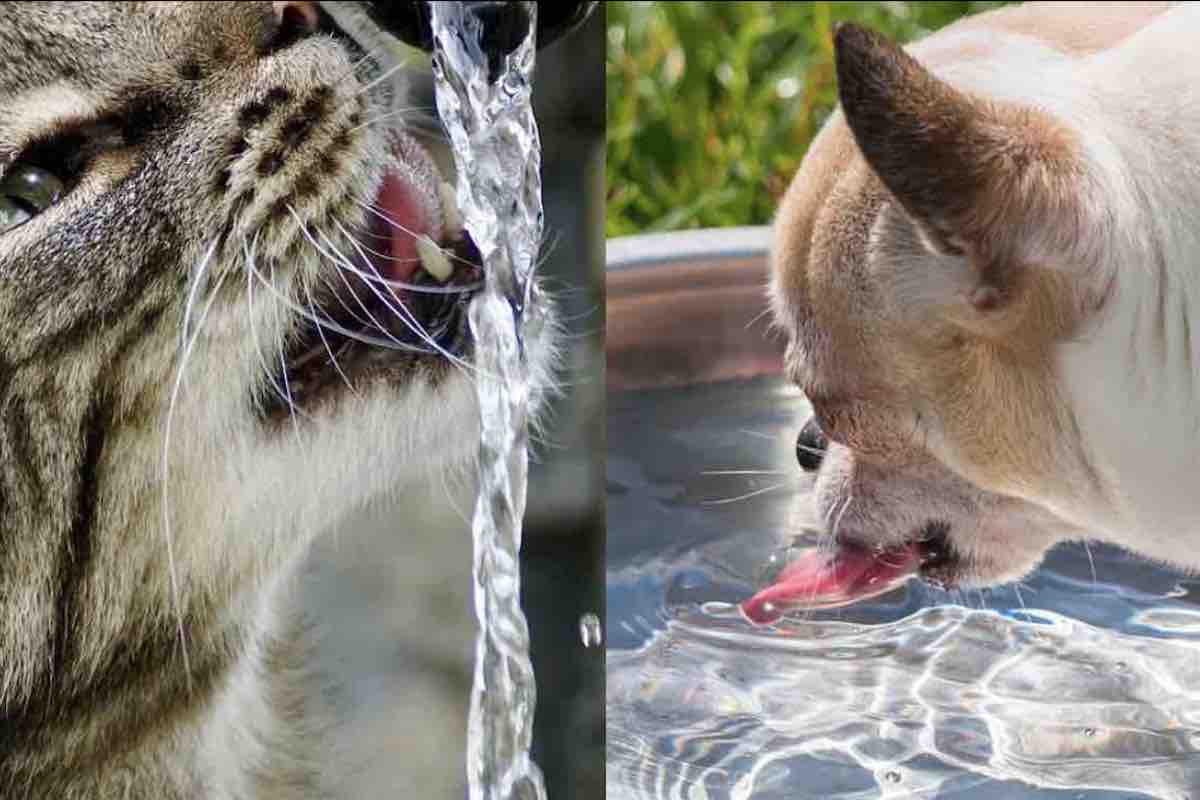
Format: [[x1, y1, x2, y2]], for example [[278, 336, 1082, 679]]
[[833, 22, 1091, 313]]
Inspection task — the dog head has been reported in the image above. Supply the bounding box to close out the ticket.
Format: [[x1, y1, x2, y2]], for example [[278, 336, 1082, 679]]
[[750, 22, 1132, 622]]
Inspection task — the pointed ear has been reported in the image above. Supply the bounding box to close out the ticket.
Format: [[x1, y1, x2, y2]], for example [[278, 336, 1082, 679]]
[[833, 23, 1091, 310]]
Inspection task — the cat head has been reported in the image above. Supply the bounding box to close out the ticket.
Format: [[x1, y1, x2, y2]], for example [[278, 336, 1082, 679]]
[[0, 0, 556, 715]]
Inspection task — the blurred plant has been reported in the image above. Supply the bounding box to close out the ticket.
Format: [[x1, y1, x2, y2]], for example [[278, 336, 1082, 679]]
[[606, 1, 1011, 236]]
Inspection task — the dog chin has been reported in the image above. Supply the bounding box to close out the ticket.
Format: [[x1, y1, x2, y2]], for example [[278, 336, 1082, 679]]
[[739, 455, 1074, 626]]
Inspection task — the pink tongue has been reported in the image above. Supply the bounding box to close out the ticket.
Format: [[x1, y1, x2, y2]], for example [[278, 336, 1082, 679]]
[[374, 171, 430, 285], [740, 543, 919, 625]]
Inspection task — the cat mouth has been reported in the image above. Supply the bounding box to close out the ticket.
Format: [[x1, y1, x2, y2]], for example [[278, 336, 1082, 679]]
[[262, 139, 482, 422], [739, 522, 959, 625]]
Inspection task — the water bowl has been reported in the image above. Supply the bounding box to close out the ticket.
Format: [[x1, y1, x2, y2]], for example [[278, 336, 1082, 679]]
[[607, 228, 1200, 800]]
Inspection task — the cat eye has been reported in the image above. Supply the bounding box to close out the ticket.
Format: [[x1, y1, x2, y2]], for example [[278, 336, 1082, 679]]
[[0, 164, 65, 234]]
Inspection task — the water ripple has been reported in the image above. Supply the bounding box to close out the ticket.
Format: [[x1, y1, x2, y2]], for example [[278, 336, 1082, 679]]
[[609, 379, 1200, 799], [609, 605, 1200, 798]]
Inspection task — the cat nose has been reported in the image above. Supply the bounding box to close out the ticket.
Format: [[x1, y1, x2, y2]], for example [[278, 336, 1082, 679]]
[[268, 1, 322, 51], [796, 417, 828, 472]]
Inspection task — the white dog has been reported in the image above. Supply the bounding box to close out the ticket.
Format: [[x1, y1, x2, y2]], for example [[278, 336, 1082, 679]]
[[747, 1, 1196, 623]]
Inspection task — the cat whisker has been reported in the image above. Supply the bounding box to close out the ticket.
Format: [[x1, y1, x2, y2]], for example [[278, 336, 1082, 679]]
[[327, 217, 480, 295], [316, 263, 380, 332], [180, 239, 219, 352], [268, 258, 305, 448], [326, 218, 480, 374], [345, 57, 411, 105], [316, 227, 438, 349], [354, 199, 485, 272], [323, 45, 402, 113], [290, 215, 429, 354], [348, 105, 435, 133], [360, 193, 557, 284], [162, 237, 225, 693], [242, 237, 316, 414], [334, 46, 384, 89], [246, 256, 427, 351], [385, 117, 450, 144], [300, 276, 358, 397]]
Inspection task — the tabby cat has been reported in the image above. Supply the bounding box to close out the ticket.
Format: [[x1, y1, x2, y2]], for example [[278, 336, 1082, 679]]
[[0, 2, 554, 797]]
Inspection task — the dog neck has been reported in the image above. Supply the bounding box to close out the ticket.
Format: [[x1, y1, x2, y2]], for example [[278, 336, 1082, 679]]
[[1057, 5, 1200, 552]]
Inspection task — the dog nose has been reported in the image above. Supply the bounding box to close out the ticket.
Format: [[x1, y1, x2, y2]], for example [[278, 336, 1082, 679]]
[[796, 417, 828, 472]]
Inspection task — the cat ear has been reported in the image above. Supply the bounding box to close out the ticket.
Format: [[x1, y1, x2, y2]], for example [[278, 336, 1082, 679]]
[[833, 23, 1092, 312]]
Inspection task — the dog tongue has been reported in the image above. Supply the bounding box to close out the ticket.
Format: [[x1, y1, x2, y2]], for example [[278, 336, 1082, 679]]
[[740, 543, 920, 625]]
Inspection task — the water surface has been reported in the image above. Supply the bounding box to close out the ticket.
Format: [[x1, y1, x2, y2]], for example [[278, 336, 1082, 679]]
[[608, 377, 1200, 800]]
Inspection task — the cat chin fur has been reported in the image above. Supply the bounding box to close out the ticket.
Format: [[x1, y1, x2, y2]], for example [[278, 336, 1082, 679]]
[[58, 317, 562, 799], [122, 300, 559, 800], [0, 4, 562, 793]]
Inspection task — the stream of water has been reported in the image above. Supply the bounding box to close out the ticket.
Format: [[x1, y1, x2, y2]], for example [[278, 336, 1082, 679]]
[[429, 4, 546, 799]]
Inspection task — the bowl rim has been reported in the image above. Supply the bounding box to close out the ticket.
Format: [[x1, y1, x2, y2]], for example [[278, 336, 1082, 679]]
[[606, 226, 772, 272]]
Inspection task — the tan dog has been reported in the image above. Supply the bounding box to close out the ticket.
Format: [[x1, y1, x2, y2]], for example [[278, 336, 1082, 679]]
[[747, 2, 1195, 623]]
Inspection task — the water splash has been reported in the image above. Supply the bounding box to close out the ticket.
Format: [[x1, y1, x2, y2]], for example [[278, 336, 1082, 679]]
[[580, 612, 603, 648], [430, 3, 545, 800]]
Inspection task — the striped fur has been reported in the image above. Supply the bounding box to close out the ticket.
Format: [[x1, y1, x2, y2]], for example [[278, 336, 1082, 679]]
[[0, 3, 557, 797]]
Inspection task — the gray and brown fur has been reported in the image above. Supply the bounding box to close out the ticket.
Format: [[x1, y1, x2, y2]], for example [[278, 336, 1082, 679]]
[[0, 3, 557, 797]]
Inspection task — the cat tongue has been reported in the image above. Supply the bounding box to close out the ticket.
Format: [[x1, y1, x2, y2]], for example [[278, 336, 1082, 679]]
[[373, 170, 435, 285], [740, 542, 919, 625]]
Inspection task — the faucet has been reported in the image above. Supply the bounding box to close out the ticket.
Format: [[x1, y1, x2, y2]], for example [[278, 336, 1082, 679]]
[[351, 2, 595, 55]]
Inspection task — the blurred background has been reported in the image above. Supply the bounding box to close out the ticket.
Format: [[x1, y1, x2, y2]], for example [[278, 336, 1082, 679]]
[[298, 5, 604, 798], [607, 1, 1011, 236]]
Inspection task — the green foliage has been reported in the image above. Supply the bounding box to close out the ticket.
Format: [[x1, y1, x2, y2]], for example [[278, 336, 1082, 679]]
[[606, 1, 1012, 236]]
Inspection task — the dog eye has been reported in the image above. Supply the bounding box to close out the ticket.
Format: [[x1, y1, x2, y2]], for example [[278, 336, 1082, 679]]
[[0, 164, 65, 234]]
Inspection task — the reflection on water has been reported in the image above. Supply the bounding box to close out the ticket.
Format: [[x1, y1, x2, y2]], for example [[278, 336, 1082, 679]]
[[608, 377, 1200, 799]]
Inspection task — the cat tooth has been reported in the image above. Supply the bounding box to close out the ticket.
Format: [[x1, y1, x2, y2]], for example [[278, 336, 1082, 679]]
[[438, 180, 464, 237], [417, 234, 453, 282]]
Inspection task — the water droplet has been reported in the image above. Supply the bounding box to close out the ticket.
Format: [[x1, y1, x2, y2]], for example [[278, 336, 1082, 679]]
[[883, 770, 901, 784], [579, 613, 602, 648], [1114, 661, 1128, 672], [1083, 727, 1097, 738]]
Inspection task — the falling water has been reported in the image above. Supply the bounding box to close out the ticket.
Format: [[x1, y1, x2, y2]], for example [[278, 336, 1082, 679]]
[[429, 3, 546, 800]]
